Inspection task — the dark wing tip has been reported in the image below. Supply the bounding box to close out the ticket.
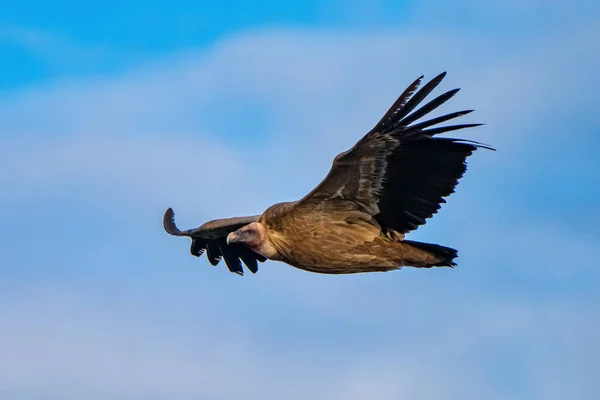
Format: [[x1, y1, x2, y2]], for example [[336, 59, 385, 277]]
[[420, 123, 485, 137], [434, 71, 447, 81], [163, 208, 178, 235], [444, 137, 496, 151], [425, 72, 448, 91], [190, 238, 206, 257], [163, 208, 187, 236]]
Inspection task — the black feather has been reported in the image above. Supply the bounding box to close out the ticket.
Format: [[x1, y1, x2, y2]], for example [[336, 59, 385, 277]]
[[375, 138, 481, 233], [398, 88, 460, 127], [389, 72, 447, 124], [420, 123, 483, 137], [404, 110, 474, 133], [220, 241, 244, 275], [190, 238, 205, 257], [238, 246, 259, 273], [374, 75, 423, 130], [205, 242, 222, 266]]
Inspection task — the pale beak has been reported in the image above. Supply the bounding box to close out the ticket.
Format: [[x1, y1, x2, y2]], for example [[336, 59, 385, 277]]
[[226, 231, 239, 246]]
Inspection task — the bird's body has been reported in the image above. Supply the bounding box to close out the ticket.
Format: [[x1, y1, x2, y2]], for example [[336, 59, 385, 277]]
[[164, 72, 493, 275], [257, 201, 448, 274]]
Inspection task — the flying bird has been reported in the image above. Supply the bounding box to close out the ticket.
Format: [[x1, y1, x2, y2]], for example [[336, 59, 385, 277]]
[[164, 72, 492, 275]]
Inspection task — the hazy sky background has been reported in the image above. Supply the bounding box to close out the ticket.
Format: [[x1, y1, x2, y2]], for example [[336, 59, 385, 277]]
[[1, 1, 599, 399]]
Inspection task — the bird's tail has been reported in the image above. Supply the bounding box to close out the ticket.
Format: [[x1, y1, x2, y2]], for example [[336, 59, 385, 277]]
[[402, 240, 458, 267]]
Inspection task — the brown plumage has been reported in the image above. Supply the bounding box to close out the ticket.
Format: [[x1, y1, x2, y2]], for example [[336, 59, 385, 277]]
[[164, 72, 493, 275]]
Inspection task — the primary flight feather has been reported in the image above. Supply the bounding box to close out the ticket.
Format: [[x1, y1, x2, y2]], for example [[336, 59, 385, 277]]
[[164, 72, 493, 275]]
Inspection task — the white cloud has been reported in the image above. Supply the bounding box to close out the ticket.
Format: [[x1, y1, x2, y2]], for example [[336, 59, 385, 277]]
[[1, 22, 599, 400], [0, 25, 111, 67], [0, 135, 270, 217], [0, 286, 597, 400], [1, 23, 598, 208]]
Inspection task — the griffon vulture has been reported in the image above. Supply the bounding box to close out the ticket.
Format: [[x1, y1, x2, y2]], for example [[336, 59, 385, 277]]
[[164, 72, 492, 275]]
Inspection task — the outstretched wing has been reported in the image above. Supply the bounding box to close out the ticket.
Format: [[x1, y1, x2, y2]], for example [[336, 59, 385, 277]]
[[163, 208, 266, 275], [298, 72, 493, 234]]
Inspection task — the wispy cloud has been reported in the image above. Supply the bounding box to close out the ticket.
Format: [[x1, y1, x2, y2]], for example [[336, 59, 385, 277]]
[[0, 285, 597, 400], [1, 24, 598, 215], [0, 20, 599, 399], [0, 25, 111, 67]]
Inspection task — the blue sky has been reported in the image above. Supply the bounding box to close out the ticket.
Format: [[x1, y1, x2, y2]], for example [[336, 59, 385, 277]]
[[1, 1, 599, 399]]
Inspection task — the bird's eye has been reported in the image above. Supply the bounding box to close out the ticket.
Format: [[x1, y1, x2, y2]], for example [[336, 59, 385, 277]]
[[247, 230, 255, 235]]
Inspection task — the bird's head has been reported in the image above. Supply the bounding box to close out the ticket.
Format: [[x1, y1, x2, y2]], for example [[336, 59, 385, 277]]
[[227, 222, 266, 250]]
